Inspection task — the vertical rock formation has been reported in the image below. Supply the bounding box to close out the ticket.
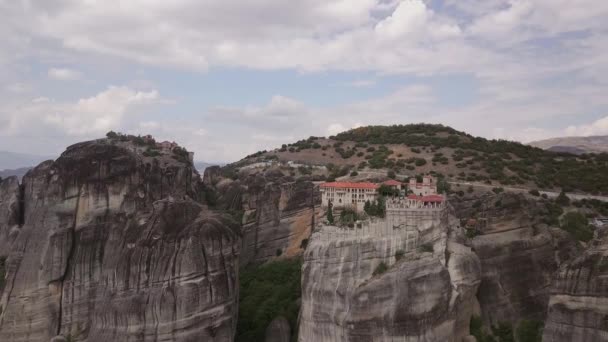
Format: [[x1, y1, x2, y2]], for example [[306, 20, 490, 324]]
[[0, 139, 240, 342], [0, 176, 22, 256], [205, 168, 319, 265], [298, 207, 481, 341], [452, 193, 579, 327], [543, 229, 608, 341]]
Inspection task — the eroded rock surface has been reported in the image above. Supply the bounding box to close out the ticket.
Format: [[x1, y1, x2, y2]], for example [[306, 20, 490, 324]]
[[0, 176, 22, 256], [0, 139, 239, 342], [452, 193, 579, 326], [265, 316, 291, 342], [298, 209, 481, 342], [205, 168, 319, 265], [543, 228, 608, 341]]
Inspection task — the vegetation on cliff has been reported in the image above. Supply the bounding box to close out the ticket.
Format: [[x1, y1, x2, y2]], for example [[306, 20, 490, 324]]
[[236, 258, 302, 342]]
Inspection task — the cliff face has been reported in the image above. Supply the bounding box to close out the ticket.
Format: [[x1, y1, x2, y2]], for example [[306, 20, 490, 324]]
[[298, 209, 481, 342], [0, 140, 240, 342], [0, 176, 21, 257], [543, 229, 608, 341], [451, 193, 579, 327], [205, 167, 319, 265]]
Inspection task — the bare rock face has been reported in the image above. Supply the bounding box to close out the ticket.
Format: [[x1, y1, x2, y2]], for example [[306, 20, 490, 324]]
[[0, 139, 240, 342], [452, 193, 578, 326], [265, 316, 291, 342], [298, 210, 481, 341], [0, 176, 22, 256], [206, 167, 319, 265], [543, 229, 608, 341]]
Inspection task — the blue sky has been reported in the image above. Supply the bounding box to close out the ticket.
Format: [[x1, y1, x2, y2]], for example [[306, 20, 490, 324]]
[[1, 0, 608, 162]]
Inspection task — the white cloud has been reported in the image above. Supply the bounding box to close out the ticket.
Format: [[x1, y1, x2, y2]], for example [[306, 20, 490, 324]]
[[48, 67, 82, 81], [565, 116, 608, 137], [1, 86, 158, 137], [0, 0, 608, 161], [327, 123, 347, 135]]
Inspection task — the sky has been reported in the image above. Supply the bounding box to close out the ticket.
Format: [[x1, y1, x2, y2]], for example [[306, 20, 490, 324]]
[[1, 0, 608, 163]]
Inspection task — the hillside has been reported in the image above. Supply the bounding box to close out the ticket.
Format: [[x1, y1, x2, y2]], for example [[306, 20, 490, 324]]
[[234, 124, 608, 195], [529, 135, 608, 154]]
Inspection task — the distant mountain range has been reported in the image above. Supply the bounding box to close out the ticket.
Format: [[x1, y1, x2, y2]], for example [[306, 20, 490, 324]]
[[528, 135, 608, 155], [0, 151, 54, 180]]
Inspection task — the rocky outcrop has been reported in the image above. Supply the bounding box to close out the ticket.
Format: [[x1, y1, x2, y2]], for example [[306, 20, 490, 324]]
[[543, 229, 608, 341], [0, 176, 22, 256], [452, 193, 579, 327], [265, 316, 291, 342], [207, 167, 319, 265], [0, 139, 239, 342], [298, 210, 481, 341]]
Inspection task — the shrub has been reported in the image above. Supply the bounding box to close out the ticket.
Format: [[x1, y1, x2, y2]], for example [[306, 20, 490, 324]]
[[276, 249, 283, 257], [300, 238, 309, 249], [387, 170, 396, 179], [466, 229, 480, 238], [561, 211, 594, 242], [373, 262, 389, 276], [340, 208, 359, 225], [556, 191, 570, 206], [492, 187, 504, 194], [350, 171, 359, 177], [529, 189, 540, 196], [415, 158, 427, 166], [395, 250, 405, 261], [516, 320, 543, 342], [491, 322, 514, 342]]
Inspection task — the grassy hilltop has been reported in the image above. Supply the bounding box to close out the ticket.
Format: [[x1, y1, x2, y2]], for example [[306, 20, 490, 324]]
[[237, 124, 608, 195]]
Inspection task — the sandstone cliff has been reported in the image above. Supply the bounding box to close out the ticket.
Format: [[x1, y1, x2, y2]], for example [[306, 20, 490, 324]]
[[0, 176, 21, 257], [204, 166, 319, 265], [543, 228, 608, 341], [0, 139, 240, 342], [450, 193, 580, 330], [298, 208, 481, 341]]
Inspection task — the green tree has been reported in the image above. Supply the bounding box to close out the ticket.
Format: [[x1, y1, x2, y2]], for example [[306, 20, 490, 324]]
[[377, 196, 386, 218], [106, 130, 118, 139], [556, 191, 571, 206], [561, 211, 593, 242], [387, 170, 396, 179], [327, 201, 334, 224], [364, 200, 371, 215], [378, 184, 399, 197]]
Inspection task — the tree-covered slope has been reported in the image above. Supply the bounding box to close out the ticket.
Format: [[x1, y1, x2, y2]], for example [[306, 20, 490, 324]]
[[239, 124, 608, 195]]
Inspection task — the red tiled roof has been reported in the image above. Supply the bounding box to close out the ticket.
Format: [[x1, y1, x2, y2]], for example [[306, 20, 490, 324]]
[[383, 179, 402, 186], [320, 182, 379, 190], [421, 195, 444, 202]]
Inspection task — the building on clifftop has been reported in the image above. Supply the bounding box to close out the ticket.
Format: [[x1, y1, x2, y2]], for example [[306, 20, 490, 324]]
[[320, 182, 379, 211], [408, 175, 437, 196]]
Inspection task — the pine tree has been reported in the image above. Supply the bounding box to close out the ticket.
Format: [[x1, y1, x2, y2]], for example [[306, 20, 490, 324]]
[[364, 200, 371, 215], [377, 196, 386, 218], [327, 201, 334, 224]]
